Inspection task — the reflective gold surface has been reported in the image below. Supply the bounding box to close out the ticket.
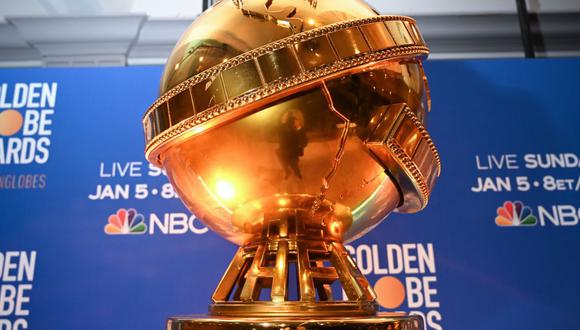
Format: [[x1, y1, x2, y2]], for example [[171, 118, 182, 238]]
[[160, 0, 379, 93], [143, 0, 440, 320], [209, 214, 377, 317], [162, 60, 435, 245], [168, 313, 423, 330], [143, 14, 428, 154]]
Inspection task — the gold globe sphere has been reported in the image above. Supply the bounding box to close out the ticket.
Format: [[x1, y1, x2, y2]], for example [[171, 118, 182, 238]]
[[144, 0, 439, 246], [144, 0, 440, 319]]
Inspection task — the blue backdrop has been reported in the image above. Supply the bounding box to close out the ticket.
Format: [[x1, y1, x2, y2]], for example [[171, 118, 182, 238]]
[[1, 58, 579, 330]]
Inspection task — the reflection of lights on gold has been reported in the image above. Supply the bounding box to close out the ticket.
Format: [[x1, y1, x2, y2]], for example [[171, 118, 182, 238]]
[[276, 20, 291, 29], [307, 18, 316, 26], [278, 198, 289, 207], [174, 63, 180, 70], [330, 221, 341, 235], [216, 180, 235, 200], [352, 173, 388, 216], [199, 56, 204, 62], [198, 176, 233, 214], [408, 133, 418, 146]]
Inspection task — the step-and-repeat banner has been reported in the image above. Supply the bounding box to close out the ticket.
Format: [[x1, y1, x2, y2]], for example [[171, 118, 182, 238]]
[[0, 59, 579, 330]]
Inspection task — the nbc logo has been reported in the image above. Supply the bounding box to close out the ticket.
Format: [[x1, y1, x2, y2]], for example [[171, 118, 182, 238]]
[[104, 208, 147, 234], [495, 201, 537, 227]]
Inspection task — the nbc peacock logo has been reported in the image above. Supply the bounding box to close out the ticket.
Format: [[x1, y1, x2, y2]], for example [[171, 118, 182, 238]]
[[104, 208, 147, 235], [495, 201, 537, 227]]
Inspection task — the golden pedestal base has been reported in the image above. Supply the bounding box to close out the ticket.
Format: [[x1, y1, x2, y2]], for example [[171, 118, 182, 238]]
[[168, 313, 423, 330], [210, 212, 380, 317]]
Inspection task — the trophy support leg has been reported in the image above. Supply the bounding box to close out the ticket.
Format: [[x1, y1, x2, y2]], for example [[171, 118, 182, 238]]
[[209, 237, 378, 317], [183, 211, 421, 326]]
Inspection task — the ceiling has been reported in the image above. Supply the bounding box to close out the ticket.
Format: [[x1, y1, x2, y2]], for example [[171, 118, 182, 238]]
[[2, 0, 580, 20], [0, 0, 579, 67], [0, 0, 203, 22]]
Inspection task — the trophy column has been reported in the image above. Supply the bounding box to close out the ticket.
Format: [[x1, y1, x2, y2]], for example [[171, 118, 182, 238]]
[[211, 210, 376, 317], [169, 209, 423, 329]]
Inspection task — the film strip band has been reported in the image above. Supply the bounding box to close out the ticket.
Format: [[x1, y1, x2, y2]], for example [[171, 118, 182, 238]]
[[143, 15, 428, 165], [366, 104, 441, 213]]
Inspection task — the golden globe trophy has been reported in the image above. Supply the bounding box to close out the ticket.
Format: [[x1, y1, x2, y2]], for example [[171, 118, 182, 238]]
[[143, 0, 440, 328]]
